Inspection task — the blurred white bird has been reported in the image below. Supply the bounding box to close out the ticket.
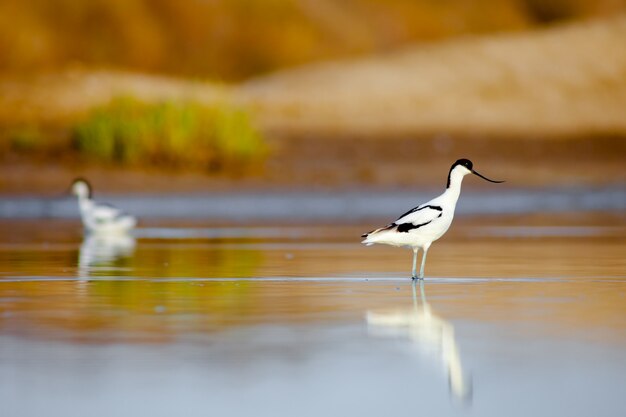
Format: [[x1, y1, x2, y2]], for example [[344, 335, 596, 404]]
[[71, 178, 137, 234], [362, 159, 503, 279]]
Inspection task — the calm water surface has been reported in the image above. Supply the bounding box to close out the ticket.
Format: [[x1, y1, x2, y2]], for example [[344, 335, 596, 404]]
[[1, 214, 625, 417]]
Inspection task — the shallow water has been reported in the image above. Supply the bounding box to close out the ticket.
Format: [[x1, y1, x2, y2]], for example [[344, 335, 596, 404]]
[[1, 213, 625, 417]]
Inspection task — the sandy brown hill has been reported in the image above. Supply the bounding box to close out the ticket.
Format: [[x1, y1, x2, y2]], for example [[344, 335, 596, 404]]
[[1, 16, 625, 139], [238, 15, 626, 137], [5, 0, 623, 80]]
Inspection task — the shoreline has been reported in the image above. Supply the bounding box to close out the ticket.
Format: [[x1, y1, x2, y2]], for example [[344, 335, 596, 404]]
[[1, 134, 624, 196]]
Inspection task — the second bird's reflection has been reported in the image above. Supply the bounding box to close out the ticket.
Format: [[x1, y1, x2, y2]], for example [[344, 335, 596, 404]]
[[78, 233, 136, 278], [367, 280, 472, 403]]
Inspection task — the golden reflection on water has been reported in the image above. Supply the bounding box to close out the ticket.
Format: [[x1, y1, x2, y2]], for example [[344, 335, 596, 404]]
[[1, 277, 625, 345], [0, 214, 625, 346], [1, 215, 625, 279]]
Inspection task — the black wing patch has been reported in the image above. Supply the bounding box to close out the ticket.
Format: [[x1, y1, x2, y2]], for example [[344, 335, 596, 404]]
[[365, 205, 443, 236], [396, 220, 432, 233], [396, 204, 442, 221]]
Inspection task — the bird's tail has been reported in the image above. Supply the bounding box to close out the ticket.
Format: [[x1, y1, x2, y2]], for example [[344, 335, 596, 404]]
[[361, 224, 395, 245]]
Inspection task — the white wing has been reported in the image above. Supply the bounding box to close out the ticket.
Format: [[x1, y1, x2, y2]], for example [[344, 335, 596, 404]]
[[394, 204, 443, 232], [90, 202, 127, 223]]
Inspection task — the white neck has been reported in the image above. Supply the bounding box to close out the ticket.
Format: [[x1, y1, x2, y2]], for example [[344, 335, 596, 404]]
[[444, 168, 467, 204], [77, 195, 93, 213]]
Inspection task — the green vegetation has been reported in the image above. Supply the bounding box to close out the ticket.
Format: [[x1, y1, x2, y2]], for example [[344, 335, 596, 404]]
[[7, 126, 43, 152], [72, 97, 266, 170]]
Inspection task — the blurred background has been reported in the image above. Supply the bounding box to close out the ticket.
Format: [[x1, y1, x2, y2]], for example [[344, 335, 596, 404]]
[[1, 5, 625, 416], [1, 0, 625, 79], [0, 0, 625, 193]]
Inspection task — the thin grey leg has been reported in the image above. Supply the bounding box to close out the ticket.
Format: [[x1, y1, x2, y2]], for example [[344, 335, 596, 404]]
[[411, 248, 419, 279], [418, 278, 426, 304], [411, 279, 427, 311], [418, 246, 430, 279]]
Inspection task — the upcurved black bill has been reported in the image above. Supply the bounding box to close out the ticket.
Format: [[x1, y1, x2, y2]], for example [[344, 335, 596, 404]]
[[472, 169, 504, 183]]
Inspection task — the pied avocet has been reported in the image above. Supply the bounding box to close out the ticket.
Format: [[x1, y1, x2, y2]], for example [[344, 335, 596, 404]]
[[361, 159, 503, 279], [71, 178, 137, 234]]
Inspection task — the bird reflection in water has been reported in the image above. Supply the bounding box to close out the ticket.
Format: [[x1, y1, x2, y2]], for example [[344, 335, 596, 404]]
[[78, 233, 136, 278], [367, 280, 472, 402]]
